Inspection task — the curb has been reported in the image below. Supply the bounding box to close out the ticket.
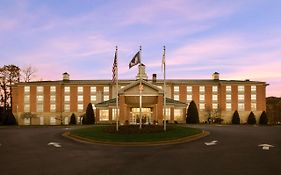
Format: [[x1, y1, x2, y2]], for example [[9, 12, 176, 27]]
[[63, 130, 210, 147]]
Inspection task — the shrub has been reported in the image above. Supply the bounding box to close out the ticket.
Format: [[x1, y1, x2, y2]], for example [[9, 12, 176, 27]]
[[247, 111, 256, 124], [82, 103, 95, 125], [186, 101, 199, 124], [259, 111, 268, 125], [69, 113, 77, 125], [232, 110, 240, 124]]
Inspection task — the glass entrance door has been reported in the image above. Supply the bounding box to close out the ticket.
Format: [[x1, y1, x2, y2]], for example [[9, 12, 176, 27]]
[[130, 108, 152, 124]]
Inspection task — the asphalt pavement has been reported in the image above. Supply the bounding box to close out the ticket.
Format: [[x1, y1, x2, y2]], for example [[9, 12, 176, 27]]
[[0, 125, 280, 175]]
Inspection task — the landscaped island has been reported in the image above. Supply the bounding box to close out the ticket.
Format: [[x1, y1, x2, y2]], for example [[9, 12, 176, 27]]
[[67, 125, 205, 145]]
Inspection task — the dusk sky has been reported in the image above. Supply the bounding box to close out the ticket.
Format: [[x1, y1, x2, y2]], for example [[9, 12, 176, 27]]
[[0, 0, 280, 97]]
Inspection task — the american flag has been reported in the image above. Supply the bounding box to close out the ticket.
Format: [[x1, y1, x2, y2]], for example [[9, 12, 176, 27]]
[[112, 48, 118, 83]]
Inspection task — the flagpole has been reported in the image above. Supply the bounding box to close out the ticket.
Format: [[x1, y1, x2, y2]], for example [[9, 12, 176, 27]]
[[163, 46, 167, 131], [115, 46, 119, 131], [139, 46, 142, 129]]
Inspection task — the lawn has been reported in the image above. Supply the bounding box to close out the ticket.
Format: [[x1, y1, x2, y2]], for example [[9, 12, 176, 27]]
[[70, 124, 202, 142]]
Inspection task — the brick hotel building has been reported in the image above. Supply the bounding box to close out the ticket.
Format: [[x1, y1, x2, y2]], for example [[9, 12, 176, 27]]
[[12, 65, 267, 125]]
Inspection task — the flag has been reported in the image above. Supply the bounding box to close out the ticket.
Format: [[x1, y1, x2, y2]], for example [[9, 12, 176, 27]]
[[112, 49, 118, 83], [162, 46, 166, 72], [129, 51, 140, 69]]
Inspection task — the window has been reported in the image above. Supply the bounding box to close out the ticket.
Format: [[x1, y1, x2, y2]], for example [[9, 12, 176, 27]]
[[163, 108, 171, 120], [238, 94, 244, 101], [99, 110, 109, 121], [104, 95, 109, 101], [77, 86, 83, 93], [238, 103, 244, 111], [238, 85, 244, 92], [91, 95, 96, 102], [24, 86, 30, 93], [174, 95, 179, 101], [50, 86, 56, 93], [37, 104, 43, 112], [187, 94, 192, 102], [251, 94, 256, 101], [50, 104, 56, 112], [186, 86, 192, 93], [112, 108, 119, 120], [212, 95, 218, 101], [212, 86, 218, 92], [174, 109, 183, 121], [200, 95, 205, 102], [37, 95, 44, 103], [251, 85, 256, 92], [90, 86, 96, 93], [50, 117, 56, 125], [251, 103, 256, 111], [78, 104, 83, 112], [226, 103, 231, 111], [212, 103, 218, 109], [104, 86, 109, 93], [64, 104, 70, 112], [24, 95, 30, 103], [37, 86, 43, 93], [226, 85, 231, 93], [226, 94, 231, 101], [199, 103, 205, 110], [64, 95, 70, 102], [24, 118, 30, 125], [174, 86, 179, 92], [199, 86, 205, 93], [64, 86, 70, 93], [50, 95, 56, 102], [77, 95, 83, 102], [24, 104, 30, 112]]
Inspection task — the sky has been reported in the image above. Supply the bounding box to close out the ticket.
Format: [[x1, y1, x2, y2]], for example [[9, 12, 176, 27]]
[[0, 0, 280, 97]]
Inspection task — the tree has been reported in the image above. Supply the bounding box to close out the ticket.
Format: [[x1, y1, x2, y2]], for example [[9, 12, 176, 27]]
[[259, 111, 268, 125], [82, 103, 95, 124], [186, 100, 199, 124], [0, 65, 20, 112], [69, 113, 77, 125], [21, 112, 36, 125], [232, 110, 240, 124], [2, 110, 17, 125], [21, 65, 37, 82], [247, 111, 256, 124]]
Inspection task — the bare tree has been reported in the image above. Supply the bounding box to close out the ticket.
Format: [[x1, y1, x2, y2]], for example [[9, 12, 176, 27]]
[[21, 65, 37, 82]]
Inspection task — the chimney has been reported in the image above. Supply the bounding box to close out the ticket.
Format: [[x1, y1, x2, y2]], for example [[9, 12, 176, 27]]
[[152, 74, 157, 83], [63, 72, 70, 81], [212, 72, 219, 80]]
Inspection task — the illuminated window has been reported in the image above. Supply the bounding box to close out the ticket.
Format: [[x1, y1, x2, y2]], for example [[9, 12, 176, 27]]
[[37, 86, 43, 93], [104, 86, 109, 92], [37, 104, 43, 112], [187, 86, 192, 93], [64, 95, 70, 102], [226, 85, 231, 93], [187, 94, 192, 102], [64, 104, 70, 112], [226, 94, 231, 101], [91, 86, 96, 93], [24, 86, 30, 93], [199, 103, 205, 110], [104, 95, 109, 101], [91, 95, 96, 102], [212, 103, 218, 109], [50, 95, 56, 102], [50, 104, 56, 112], [24, 95, 30, 103], [212, 86, 218, 92], [78, 104, 83, 112], [238, 94, 244, 101], [174, 86, 179, 92], [251, 94, 256, 101], [238, 103, 244, 111], [77, 86, 83, 93], [251, 85, 256, 92], [200, 95, 205, 102], [64, 86, 70, 93], [226, 103, 231, 111], [112, 108, 119, 120], [100, 110, 109, 121], [37, 95, 43, 103], [212, 95, 218, 101], [238, 85, 244, 92], [78, 95, 83, 102], [174, 109, 183, 121], [174, 95, 179, 101], [24, 104, 30, 112], [163, 108, 171, 120], [50, 86, 56, 93], [251, 103, 256, 111], [199, 86, 205, 93]]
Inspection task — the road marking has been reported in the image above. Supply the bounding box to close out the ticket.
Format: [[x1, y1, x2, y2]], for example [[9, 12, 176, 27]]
[[205, 140, 218, 146], [258, 144, 274, 150], [48, 142, 62, 148]]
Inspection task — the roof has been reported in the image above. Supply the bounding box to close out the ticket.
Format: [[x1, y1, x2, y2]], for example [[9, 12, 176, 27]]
[[95, 97, 186, 108]]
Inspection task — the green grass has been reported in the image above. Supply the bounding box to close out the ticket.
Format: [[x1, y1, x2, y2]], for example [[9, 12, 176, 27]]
[[70, 125, 201, 142]]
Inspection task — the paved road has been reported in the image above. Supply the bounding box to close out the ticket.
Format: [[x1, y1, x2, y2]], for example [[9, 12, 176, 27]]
[[0, 125, 280, 175]]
